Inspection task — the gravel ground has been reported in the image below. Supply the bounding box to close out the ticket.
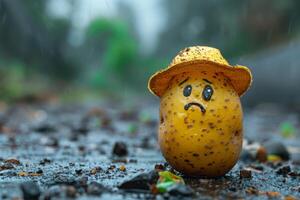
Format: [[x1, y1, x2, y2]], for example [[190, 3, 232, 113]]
[[0, 101, 299, 200]]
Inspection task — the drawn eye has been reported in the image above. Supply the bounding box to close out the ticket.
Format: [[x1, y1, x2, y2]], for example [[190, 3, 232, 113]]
[[202, 85, 213, 101], [183, 85, 192, 97]]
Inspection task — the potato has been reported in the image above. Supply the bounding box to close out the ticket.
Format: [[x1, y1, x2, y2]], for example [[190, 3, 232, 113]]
[[159, 71, 243, 177], [148, 46, 252, 177]]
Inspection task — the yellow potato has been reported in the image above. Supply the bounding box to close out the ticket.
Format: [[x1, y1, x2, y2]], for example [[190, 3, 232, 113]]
[[159, 71, 243, 177], [148, 46, 252, 177]]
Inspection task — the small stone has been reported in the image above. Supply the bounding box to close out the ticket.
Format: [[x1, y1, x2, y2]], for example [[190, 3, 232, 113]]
[[112, 142, 128, 157], [119, 165, 126, 172], [154, 164, 165, 171], [256, 146, 267, 162], [78, 145, 86, 152], [39, 158, 51, 165], [119, 170, 158, 190], [53, 172, 76, 185], [18, 171, 28, 176], [36, 169, 43, 174], [276, 165, 291, 175], [245, 186, 259, 195], [34, 123, 57, 133], [90, 166, 102, 175], [66, 186, 77, 198], [107, 165, 116, 171], [4, 158, 21, 165], [20, 181, 41, 200], [87, 182, 106, 195], [240, 169, 252, 179], [75, 169, 83, 175]]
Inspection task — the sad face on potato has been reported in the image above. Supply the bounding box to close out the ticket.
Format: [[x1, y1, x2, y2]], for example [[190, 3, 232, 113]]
[[148, 46, 252, 177]]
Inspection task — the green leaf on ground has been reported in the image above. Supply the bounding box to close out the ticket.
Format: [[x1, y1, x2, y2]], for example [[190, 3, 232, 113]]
[[280, 122, 296, 138], [156, 171, 184, 193]]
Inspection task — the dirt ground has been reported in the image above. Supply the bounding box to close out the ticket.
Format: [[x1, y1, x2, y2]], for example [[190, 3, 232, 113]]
[[0, 100, 299, 199]]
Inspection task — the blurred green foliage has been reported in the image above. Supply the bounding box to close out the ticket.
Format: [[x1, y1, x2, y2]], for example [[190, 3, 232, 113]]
[[85, 18, 138, 89], [0, 0, 300, 102], [280, 122, 297, 138], [0, 61, 51, 101], [0, 63, 26, 101]]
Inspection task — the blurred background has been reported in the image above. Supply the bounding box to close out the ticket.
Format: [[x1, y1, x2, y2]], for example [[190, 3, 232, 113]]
[[0, 0, 300, 107]]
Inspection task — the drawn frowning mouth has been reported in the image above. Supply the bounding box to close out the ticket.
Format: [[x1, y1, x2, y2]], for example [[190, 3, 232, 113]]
[[184, 102, 206, 113]]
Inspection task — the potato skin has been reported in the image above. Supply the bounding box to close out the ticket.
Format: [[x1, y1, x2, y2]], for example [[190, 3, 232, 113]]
[[159, 70, 243, 177]]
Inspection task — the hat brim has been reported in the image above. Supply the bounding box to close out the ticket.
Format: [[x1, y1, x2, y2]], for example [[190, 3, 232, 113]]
[[148, 60, 252, 97]]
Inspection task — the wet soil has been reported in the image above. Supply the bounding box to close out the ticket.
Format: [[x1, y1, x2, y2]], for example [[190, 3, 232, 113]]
[[0, 101, 299, 199]]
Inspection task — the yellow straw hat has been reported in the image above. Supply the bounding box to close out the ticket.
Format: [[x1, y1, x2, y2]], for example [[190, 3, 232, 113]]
[[148, 46, 252, 97]]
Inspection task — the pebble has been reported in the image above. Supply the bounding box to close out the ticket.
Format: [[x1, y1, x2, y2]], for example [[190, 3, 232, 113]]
[[112, 142, 128, 157], [75, 169, 83, 175], [154, 164, 165, 171], [240, 169, 252, 179], [90, 166, 102, 175], [119, 170, 158, 190], [39, 158, 51, 165], [4, 158, 21, 165], [255, 146, 267, 162], [53, 172, 76, 185], [66, 186, 77, 198], [119, 165, 126, 172], [87, 182, 106, 195], [34, 123, 57, 133], [20, 181, 41, 200], [276, 165, 291, 175]]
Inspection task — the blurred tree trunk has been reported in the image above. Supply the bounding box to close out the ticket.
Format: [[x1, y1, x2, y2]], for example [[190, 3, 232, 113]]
[[0, 0, 77, 80]]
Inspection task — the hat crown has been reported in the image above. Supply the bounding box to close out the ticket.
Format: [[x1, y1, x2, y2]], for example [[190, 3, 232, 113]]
[[169, 46, 229, 68]]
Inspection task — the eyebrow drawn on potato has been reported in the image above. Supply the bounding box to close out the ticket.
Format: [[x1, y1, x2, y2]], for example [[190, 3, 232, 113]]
[[179, 78, 189, 86]]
